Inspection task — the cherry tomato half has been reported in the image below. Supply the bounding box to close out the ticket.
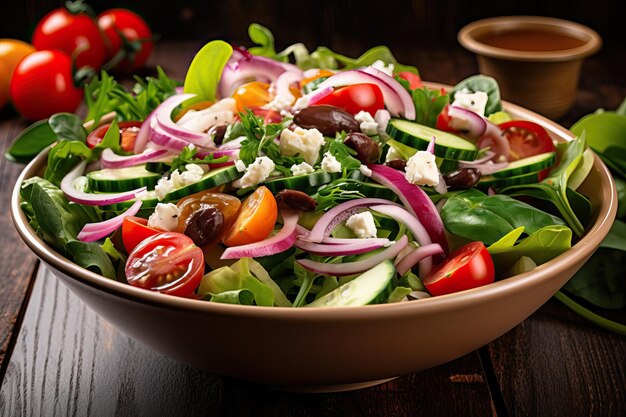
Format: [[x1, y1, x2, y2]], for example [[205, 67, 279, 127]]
[[32, 8, 106, 70], [397, 71, 423, 90], [87, 121, 142, 152], [175, 191, 242, 242], [121, 216, 162, 254], [314, 83, 384, 116], [499, 120, 556, 161], [435, 104, 459, 133], [247, 106, 283, 124], [423, 241, 495, 296], [223, 186, 277, 247], [97, 8, 153, 71], [232, 81, 271, 113], [10, 50, 83, 120], [126, 232, 204, 297]]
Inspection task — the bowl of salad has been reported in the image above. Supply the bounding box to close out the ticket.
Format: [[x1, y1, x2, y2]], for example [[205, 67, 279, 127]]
[[10, 25, 616, 391]]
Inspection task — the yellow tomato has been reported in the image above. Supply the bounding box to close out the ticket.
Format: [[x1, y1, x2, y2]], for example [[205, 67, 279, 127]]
[[231, 81, 271, 112], [300, 69, 335, 87], [0, 39, 35, 108]]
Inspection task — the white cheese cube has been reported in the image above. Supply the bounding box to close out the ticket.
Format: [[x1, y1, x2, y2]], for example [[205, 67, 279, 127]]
[[320, 152, 342, 173], [291, 162, 315, 176], [240, 156, 276, 188], [405, 151, 440, 187], [147, 203, 181, 231], [346, 211, 378, 238], [279, 127, 325, 165], [354, 110, 379, 136], [451, 91, 489, 117]]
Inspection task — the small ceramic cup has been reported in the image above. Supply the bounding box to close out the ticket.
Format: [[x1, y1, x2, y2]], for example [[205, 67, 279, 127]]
[[458, 16, 602, 119]]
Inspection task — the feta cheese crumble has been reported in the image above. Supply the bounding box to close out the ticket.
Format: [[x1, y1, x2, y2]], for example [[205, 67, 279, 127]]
[[240, 156, 275, 188], [451, 91, 489, 117], [147, 203, 181, 231], [354, 111, 379, 136], [359, 164, 372, 177], [290, 161, 315, 176], [320, 152, 342, 173], [279, 126, 325, 165], [175, 98, 237, 133], [405, 151, 439, 187], [235, 159, 247, 172], [385, 146, 404, 163], [346, 211, 378, 238], [154, 164, 206, 201], [371, 59, 395, 77]]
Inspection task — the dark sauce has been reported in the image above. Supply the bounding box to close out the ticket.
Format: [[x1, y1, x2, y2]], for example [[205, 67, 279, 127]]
[[477, 29, 586, 52]]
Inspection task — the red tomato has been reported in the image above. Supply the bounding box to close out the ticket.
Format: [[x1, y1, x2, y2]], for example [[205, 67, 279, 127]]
[[10, 50, 83, 120], [87, 121, 142, 151], [247, 106, 283, 124], [97, 9, 153, 71], [121, 216, 162, 254], [435, 104, 459, 133], [32, 8, 105, 69], [499, 120, 556, 161], [314, 83, 384, 116], [397, 71, 423, 90], [423, 241, 495, 296], [126, 232, 204, 297]]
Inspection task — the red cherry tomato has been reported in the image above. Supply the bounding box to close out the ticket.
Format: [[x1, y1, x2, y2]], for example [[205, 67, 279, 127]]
[[423, 241, 495, 296], [397, 71, 423, 90], [435, 104, 459, 133], [10, 50, 83, 120], [32, 8, 106, 70], [247, 106, 283, 124], [97, 8, 153, 71], [499, 120, 556, 161], [314, 83, 384, 116], [87, 121, 142, 152], [121, 216, 162, 254], [126, 232, 204, 297]]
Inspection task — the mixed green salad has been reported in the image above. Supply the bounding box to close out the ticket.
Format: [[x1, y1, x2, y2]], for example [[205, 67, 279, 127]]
[[10, 24, 598, 310]]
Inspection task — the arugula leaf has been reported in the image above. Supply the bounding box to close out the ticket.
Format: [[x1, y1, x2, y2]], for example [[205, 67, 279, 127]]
[[96, 119, 121, 153], [440, 188, 566, 245], [502, 133, 587, 236], [183, 40, 232, 103], [412, 87, 450, 128], [451, 75, 502, 116], [324, 135, 361, 175], [488, 225, 572, 276]]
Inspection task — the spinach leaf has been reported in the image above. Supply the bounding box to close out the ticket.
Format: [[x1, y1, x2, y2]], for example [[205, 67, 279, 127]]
[[451, 75, 502, 116], [502, 133, 587, 236], [67, 241, 117, 279], [49, 113, 87, 142], [598, 219, 626, 251], [488, 225, 572, 276], [183, 40, 232, 102], [440, 188, 565, 245], [247, 23, 276, 57], [44, 140, 92, 186], [412, 87, 449, 128], [5, 120, 57, 163], [313, 45, 419, 73], [102, 238, 128, 282]]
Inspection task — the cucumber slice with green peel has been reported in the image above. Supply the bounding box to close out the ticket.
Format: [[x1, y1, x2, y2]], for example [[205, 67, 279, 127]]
[[265, 170, 364, 194], [386, 119, 478, 160], [436, 157, 459, 173], [490, 152, 556, 178], [478, 170, 541, 189], [87, 165, 162, 192], [145, 161, 171, 174], [101, 165, 241, 212], [306, 260, 396, 307]]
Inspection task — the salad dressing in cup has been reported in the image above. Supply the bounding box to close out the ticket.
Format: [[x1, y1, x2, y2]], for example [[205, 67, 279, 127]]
[[458, 16, 602, 119]]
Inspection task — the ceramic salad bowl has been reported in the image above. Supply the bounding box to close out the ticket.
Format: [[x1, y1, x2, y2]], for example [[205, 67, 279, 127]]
[[11, 86, 616, 392]]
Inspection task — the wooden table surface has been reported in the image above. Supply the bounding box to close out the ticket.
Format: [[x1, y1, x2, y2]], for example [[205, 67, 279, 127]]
[[0, 41, 625, 417]]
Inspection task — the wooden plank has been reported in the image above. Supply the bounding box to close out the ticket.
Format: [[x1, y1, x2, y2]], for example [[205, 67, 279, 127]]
[[0, 267, 495, 417], [0, 118, 39, 374], [488, 301, 626, 417]]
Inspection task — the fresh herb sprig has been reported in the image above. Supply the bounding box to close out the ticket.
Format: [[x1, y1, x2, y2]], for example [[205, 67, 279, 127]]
[[169, 146, 228, 173]]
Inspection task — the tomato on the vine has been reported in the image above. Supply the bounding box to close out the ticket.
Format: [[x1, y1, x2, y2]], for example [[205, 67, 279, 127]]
[[0, 39, 35, 108], [314, 83, 384, 116], [423, 241, 495, 296], [97, 8, 153, 71], [121, 216, 162, 254], [32, 7, 106, 70], [86, 121, 142, 152], [499, 120, 556, 161], [10, 50, 83, 120], [126, 232, 204, 297]]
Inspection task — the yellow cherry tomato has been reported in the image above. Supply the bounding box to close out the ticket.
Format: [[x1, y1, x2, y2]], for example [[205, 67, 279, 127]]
[[231, 81, 271, 113], [300, 69, 335, 87], [0, 39, 35, 108]]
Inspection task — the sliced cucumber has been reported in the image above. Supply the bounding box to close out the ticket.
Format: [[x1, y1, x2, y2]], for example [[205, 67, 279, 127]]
[[478, 170, 541, 189], [145, 161, 171, 174], [87, 165, 162, 192], [341, 180, 399, 201], [265, 170, 363, 194], [436, 157, 459, 173], [490, 152, 556, 178], [102, 165, 241, 212], [306, 260, 396, 307], [386, 119, 478, 160]]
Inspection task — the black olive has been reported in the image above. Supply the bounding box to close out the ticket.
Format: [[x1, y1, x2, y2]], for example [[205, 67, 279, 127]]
[[344, 132, 380, 164], [442, 168, 481, 190], [293, 105, 360, 136], [184, 207, 224, 246]]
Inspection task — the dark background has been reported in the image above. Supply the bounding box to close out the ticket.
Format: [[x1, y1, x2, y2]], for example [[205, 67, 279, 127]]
[[6, 0, 626, 56]]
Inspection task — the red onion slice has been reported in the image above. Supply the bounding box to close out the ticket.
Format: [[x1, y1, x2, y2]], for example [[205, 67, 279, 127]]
[[155, 94, 214, 147], [307, 198, 400, 243], [461, 161, 509, 175], [477, 121, 509, 161], [61, 161, 146, 206], [297, 235, 408, 276], [360, 67, 416, 120], [368, 164, 449, 254], [394, 243, 443, 276], [295, 238, 387, 256], [447, 106, 487, 141], [101, 148, 170, 169], [218, 55, 295, 98], [268, 71, 303, 109], [221, 211, 299, 259], [133, 112, 154, 154], [77, 201, 143, 242], [321, 237, 391, 246], [426, 135, 436, 154]]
